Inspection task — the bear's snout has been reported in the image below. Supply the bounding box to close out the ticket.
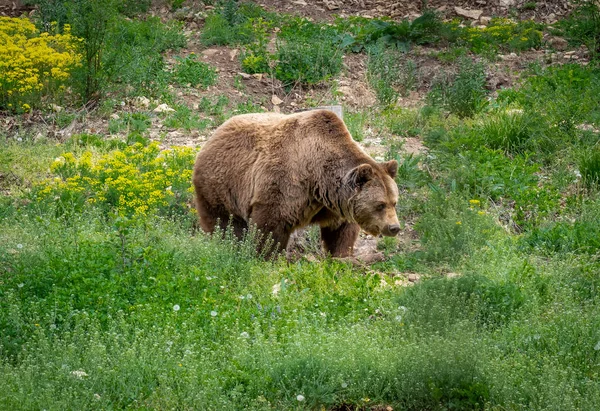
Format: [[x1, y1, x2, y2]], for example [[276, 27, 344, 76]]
[[383, 224, 401, 236]]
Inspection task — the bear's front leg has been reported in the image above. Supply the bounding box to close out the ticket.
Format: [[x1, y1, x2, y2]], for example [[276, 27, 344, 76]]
[[250, 206, 292, 259], [321, 222, 360, 257]]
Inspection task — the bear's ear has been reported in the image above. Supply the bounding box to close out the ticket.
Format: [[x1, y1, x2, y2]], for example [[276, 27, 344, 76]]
[[346, 164, 374, 188], [382, 160, 398, 179]]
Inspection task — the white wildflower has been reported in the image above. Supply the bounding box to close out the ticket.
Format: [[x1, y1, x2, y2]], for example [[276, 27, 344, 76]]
[[71, 370, 89, 379]]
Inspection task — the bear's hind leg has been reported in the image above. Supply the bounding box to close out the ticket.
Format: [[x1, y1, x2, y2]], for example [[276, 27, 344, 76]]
[[195, 193, 234, 235], [321, 222, 360, 257]]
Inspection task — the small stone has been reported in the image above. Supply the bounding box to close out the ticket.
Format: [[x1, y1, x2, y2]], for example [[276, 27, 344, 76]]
[[252, 73, 263, 81], [201, 48, 219, 57], [454, 7, 483, 20], [51, 104, 63, 113], [499, 0, 515, 7], [135, 96, 150, 108], [480, 16, 491, 25], [407, 273, 420, 282], [324, 1, 339, 10], [291, 0, 307, 5], [271, 95, 283, 105], [110, 113, 119, 120], [153, 103, 175, 113]]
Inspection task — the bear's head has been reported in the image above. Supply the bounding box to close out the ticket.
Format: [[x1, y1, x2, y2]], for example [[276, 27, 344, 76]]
[[344, 160, 400, 237]]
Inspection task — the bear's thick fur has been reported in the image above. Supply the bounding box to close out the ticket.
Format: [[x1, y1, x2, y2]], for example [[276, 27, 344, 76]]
[[192, 109, 400, 257]]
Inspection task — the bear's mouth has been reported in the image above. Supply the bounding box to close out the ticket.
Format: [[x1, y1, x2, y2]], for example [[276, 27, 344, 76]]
[[363, 226, 381, 236]]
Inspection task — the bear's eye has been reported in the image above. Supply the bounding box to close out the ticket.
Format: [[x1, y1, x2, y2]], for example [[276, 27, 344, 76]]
[[375, 203, 386, 211]]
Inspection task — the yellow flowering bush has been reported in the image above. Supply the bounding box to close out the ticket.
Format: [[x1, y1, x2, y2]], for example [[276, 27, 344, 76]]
[[0, 17, 82, 110], [449, 18, 542, 54], [34, 142, 197, 218]]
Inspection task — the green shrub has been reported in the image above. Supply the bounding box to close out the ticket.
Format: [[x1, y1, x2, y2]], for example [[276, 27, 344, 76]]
[[336, 11, 443, 52], [427, 58, 488, 118], [102, 17, 186, 97], [171, 55, 218, 88], [384, 107, 435, 138], [240, 18, 271, 74], [200, 1, 276, 46], [430, 139, 560, 230], [32, 141, 197, 218], [275, 32, 343, 88]]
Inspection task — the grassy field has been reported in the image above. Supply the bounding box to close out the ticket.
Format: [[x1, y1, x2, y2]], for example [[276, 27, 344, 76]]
[[1, 1, 600, 409]]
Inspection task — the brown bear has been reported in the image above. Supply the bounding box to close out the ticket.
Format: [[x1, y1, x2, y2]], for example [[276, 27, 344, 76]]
[[192, 109, 400, 258]]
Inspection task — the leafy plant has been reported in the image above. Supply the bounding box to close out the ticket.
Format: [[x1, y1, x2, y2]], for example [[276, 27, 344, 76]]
[[171, 55, 218, 88], [337, 10, 442, 52]]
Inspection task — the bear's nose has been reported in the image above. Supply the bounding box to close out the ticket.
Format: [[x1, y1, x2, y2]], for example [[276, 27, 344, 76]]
[[388, 224, 400, 235]]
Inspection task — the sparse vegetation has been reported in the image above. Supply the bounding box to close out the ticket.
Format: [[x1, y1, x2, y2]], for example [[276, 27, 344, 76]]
[[427, 57, 488, 118]]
